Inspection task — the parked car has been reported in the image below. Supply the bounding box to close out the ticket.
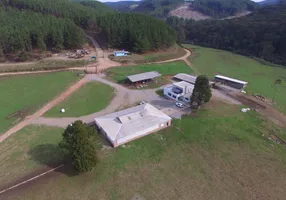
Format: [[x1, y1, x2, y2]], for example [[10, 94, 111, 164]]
[[140, 101, 147, 105], [175, 102, 184, 108]]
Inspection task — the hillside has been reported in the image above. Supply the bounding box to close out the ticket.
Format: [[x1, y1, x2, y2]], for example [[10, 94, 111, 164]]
[[258, 0, 280, 6], [0, 0, 176, 62], [110, 0, 258, 19], [104, 1, 140, 12], [133, 0, 184, 18], [167, 3, 286, 66], [191, 0, 257, 18]]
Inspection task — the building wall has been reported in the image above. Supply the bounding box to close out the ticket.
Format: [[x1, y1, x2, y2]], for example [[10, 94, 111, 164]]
[[114, 120, 172, 147], [164, 87, 180, 101], [164, 86, 192, 102]]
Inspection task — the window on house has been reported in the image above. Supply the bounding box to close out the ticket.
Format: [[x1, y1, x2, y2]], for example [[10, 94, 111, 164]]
[[172, 95, 176, 98], [168, 93, 172, 96]]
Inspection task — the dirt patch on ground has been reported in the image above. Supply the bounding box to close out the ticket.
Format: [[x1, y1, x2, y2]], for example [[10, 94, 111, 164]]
[[170, 5, 211, 20], [233, 93, 286, 128], [7, 107, 34, 123]]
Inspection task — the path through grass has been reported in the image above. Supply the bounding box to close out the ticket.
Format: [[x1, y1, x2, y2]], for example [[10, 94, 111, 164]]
[[0, 72, 79, 134], [44, 82, 115, 117], [184, 44, 286, 114]]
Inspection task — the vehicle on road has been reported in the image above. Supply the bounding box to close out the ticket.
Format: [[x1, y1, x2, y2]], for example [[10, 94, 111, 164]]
[[175, 102, 184, 108], [140, 100, 147, 105]]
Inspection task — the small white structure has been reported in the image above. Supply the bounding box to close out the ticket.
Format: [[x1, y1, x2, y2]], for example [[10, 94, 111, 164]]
[[113, 50, 130, 57], [60, 108, 65, 113], [95, 103, 171, 147], [163, 81, 194, 103]]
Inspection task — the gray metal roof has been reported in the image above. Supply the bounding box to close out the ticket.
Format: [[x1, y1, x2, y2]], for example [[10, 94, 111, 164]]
[[94, 103, 171, 143], [127, 71, 161, 83], [174, 73, 197, 84], [215, 75, 248, 85]]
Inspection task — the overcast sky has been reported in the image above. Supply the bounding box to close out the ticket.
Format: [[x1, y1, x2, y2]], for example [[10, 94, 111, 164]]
[[98, 0, 265, 3]]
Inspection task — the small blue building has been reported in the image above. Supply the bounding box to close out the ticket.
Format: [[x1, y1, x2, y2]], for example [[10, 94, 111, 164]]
[[113, 51, 130, 57]]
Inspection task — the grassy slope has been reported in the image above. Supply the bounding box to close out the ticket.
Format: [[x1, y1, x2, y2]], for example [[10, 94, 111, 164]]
[[184, 44, 286, 113], [44, 82, 115, 117], [106, 61, 193, 83], [0, 72, 79, 134], [0, 125, 64, 187], [2, 102, 286, 199]]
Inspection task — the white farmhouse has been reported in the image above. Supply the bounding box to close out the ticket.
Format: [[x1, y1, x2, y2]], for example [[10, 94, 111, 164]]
[[163, 81, 194, 103], [95, 103, 171, 147]]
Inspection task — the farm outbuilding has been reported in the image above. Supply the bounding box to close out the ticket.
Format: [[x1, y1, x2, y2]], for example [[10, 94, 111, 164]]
[[113, 51, 130, 57], [127, 71, 161, 85], [214, 75, 248, 90], [95, 103, 172, 147], [173, 73, 197, 85]]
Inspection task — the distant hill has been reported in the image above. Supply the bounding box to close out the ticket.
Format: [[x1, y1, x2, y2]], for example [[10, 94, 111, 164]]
[[104, 1, 140, 12], [167, 3, 286, 66], [191, 0, 258, 18], [104, 0, 258, 19], [129, 0, 184, 18], [258, 0, 280, 6]]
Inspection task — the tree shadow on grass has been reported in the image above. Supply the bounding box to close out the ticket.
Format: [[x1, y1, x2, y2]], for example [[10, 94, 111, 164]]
[[28, 144, 78, 177]]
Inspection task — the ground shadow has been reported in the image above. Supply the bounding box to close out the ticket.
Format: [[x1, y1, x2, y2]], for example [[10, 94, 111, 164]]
[[28, 144, 78, 177]]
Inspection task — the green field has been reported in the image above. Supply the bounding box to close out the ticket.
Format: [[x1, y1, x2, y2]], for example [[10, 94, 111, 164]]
[[2, 102, 286, 199], [184, 44, 286, 114], [0, 125, 64, 187], [0, 72, 79, 134], [44, 82, 115, 117], [0, 59, 88, 73], [106, 61, 193, 84]]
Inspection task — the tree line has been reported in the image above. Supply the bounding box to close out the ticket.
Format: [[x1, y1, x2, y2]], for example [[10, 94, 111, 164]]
[[167, 3, 286, 66], [97, 13, 176, 52], [0, 0, 177, 61], [0, 7, 84, 55], [191, 0, 258, 18]]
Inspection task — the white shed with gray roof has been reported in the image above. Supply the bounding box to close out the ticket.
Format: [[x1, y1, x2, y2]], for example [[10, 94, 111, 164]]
[[127, 71, 161, 83], [95, 103, 171, 147]]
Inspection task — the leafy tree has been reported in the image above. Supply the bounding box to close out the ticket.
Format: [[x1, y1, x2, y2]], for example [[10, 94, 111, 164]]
[[191, 75, 212, 108], [59, 120, 100, 173]]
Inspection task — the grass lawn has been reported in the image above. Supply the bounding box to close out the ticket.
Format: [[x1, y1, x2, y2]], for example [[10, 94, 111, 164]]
[[2, 101, 286, 200], [0, 125, 65, 187], [0, 72, 79, 134], [184, 44, 286, 114], [106, 61, 193, 84], [44, 82, 115, 117], [0, 59, 88, 73]]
